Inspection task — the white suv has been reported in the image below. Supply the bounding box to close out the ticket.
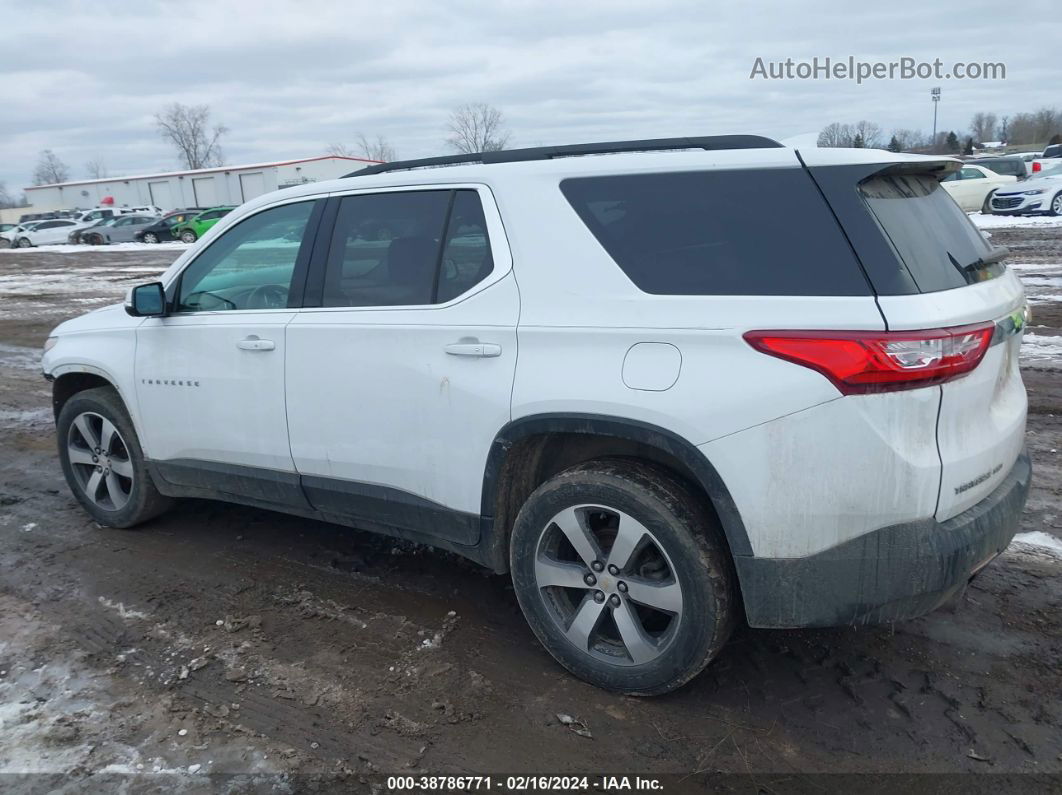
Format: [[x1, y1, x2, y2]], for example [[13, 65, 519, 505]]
[[42, 136, 1031, 694]]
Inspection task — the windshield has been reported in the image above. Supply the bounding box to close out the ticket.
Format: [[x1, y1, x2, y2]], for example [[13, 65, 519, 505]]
[[860, 174, 1002, 292]]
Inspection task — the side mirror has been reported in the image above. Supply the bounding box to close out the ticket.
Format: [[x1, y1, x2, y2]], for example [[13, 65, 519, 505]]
[[125, 282, 167, 317]]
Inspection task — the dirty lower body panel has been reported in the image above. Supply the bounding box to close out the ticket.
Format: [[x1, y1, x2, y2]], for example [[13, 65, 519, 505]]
[[736, 449, 1032, 628]]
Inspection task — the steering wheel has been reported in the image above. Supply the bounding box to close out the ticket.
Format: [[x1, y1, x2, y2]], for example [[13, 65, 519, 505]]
[[247, 283, 289, 309]]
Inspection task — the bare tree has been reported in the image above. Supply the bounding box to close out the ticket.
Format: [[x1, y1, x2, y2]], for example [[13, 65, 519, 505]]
[[0, 182, 28, 209], [446, 103, 511, 154], [327, 134, 397, 162], [853, 120, 883, 149], [817, 122, 854, 147], [85, 156, 108, 180], [355, 133, 396, 162], [155, 103, 228, 170], [32, 149, 70, 185], [969, 112, 998, 144], [888, 128, 925, 152]]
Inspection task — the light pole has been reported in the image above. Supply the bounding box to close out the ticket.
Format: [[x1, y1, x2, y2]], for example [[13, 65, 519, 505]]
[[931, 87, 941, 151]]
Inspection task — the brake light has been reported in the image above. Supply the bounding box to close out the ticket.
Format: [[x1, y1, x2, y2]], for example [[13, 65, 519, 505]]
[[1032, 162, 1041, 172], [743, 323, 995, 395]]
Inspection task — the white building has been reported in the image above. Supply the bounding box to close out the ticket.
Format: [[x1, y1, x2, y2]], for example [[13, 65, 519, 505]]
[[22, 155, 378, 213]]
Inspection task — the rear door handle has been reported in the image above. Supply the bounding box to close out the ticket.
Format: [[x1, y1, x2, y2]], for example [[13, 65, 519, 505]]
[[445, 342, 502, 358], [237, 336, 275, 351]]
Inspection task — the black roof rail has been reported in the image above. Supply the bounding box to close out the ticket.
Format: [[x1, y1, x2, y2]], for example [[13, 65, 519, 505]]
[[342, 135, 783, 177]]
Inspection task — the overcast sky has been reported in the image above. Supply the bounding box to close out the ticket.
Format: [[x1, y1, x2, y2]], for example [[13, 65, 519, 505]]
[[1, 0, 1058, 194]]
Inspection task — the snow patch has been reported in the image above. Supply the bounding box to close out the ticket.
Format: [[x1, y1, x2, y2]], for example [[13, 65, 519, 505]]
[[0, 409, 51, 428], [97, 597, 151, 621], [1012, 531, 1062, 557], [971, 214, 1062, 230], [0, 242, 189, 254]]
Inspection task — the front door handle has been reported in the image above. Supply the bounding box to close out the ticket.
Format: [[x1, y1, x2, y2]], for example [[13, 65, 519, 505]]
[[237, 336, 275, 351], [445, 341, 502, 358]]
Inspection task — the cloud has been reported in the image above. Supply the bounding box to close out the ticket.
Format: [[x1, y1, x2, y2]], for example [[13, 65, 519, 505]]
[[0, 0, 1057, 193]]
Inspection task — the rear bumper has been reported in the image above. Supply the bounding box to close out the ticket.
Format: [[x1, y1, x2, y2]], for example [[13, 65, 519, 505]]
[[736, 449, 1031, 628]]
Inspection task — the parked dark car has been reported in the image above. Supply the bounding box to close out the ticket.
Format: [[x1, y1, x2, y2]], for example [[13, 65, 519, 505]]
[[67, 217, 117, 245], [133, 210, 203, 243], [970, 156, 1028, 180]]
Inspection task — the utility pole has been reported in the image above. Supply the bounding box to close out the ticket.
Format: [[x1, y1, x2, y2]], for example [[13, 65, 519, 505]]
[[931, 87, 941, 152]]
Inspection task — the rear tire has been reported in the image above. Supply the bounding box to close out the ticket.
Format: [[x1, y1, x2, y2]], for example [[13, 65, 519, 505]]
[[509, 459, 736, 695], [142, 232, 159, 244], [17, 237, 31, 248], [57, 387, 173, 528], [180, 229, 197, 243]]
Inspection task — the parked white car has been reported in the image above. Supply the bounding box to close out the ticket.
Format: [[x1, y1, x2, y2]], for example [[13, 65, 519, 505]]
[[0, 221, 40, 247], [73, 207, 134, 225], [42, 138, 1030, 694], [990, 163, 1062, 215], [129, 206, 163, 216], [8, 218, 82, 247], [940, 164, 1017, 212]]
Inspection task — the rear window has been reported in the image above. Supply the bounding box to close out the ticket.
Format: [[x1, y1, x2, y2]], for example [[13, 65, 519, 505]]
[[860, 175, 1000, 292], [976, 159, 1024, 178], [560, 169, 870, 296]]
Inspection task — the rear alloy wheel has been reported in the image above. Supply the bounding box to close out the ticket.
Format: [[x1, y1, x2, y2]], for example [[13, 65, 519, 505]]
[[510, 460, 736, 695], [17, 237, 31, 248], [142, 232, 159, 244], [180, 229, 197, 243], [57, 387, 172, 527], [1051, 192, 1062, 217]]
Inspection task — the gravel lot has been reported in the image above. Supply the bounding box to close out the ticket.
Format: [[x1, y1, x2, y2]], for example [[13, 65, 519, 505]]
[[0, 224, 1060, 789]]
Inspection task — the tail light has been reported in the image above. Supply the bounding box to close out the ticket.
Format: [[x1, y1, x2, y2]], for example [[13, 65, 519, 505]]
[[1032, 162, 1041, 173], [744, 323, 995, 395]]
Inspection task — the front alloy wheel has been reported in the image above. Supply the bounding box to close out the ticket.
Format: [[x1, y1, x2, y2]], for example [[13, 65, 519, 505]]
[[66, 412, 134, 510], [1051, 192, 1062, 216], [142, 232, 159, 244], [57, 386, 173, 527]]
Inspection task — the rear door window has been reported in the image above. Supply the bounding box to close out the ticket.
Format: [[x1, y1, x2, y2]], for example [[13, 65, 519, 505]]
[[321, 189, 494, 307], [859, 175, 999, 292], [560, 169, 870, 296]]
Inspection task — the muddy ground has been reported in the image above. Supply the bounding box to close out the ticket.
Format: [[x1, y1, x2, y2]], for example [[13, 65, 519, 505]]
[[0, 226, 1060, 791]]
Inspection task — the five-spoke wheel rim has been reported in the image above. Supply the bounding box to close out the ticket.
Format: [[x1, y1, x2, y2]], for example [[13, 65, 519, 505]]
[[534, 505, 683, 666], [66, 412, 134, 511]]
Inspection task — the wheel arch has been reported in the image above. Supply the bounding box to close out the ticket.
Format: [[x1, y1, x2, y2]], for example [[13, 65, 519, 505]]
[[479, 413, 752, 574], [52, 370, 123, 421]]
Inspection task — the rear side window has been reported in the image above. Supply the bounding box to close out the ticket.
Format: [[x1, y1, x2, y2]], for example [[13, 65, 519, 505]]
[[859, 175, 998, 292], [322, 189, 494, 307], [560, 169, 870, 296]]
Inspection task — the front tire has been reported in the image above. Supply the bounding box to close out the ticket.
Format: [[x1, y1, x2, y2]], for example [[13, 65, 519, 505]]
[[180, 229, 197, 243], [510, 460, 736, 695], [57, 387, 173, 528], [981, 191, 995, 215], [1050, 192, 1062, 217]]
